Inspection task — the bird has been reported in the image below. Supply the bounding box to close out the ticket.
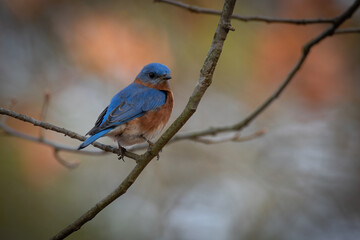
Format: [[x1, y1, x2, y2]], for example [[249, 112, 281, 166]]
[[78, 63, 174, 159]]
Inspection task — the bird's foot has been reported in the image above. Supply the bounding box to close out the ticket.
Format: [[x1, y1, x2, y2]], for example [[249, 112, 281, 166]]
[[146, 140, 154, 150], [144, 139, 160, 160], [141, 135, 160, 160], [117, 146, 126, 161]]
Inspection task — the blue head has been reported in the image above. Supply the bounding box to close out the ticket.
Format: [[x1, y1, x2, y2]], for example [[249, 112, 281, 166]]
[[136, 63, 171, 85]]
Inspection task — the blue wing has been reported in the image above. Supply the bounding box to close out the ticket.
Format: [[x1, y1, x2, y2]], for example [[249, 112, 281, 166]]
[[78, 83, 166, 149]]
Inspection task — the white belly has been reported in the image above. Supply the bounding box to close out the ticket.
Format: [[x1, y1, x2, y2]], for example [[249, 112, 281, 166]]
[[105, 121, 165, 147]]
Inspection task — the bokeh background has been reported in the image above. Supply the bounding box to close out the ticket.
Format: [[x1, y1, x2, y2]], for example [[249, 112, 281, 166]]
[[0, 0, 360, 239]]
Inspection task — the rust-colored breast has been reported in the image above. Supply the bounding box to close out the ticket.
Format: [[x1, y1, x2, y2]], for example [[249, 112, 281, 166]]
[[133, 78, 174, 139], [138, 90, 173, 139]]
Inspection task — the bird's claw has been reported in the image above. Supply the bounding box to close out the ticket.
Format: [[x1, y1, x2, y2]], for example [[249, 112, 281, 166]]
[[145, 139, 160, 160], [117, 147, 126, 162]]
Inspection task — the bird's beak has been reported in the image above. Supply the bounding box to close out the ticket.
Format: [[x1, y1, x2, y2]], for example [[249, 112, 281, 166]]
[[162, 74, 172, 80]]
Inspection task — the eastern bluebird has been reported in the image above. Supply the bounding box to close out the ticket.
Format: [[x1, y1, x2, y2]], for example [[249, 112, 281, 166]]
[[78, 63, 174, 159]]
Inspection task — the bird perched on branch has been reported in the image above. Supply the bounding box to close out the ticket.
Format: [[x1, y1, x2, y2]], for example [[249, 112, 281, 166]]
[[78, 63, 174, 159]]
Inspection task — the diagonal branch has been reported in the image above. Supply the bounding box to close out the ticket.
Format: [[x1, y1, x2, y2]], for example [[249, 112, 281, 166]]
[[50, 0, 237, 239], [154, 0, 360, 141], [226, 0, 360, 131], [154, 0, 335, 25]]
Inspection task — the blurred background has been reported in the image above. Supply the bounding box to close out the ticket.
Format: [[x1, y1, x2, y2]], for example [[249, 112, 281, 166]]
[[0, 0, 360, 239]]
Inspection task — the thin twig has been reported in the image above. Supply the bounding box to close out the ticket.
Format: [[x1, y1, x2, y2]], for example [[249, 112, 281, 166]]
[[39, 90, 51, 140], [191, 129, 266, 144], [155, 0, 360, 139], [54, 149, 80, 169], [50, 0, 237, 239], [129, 128, 266, 151], [0, 107, 140, 161], [0, 121, 107, 155], [154, 0, 335, 25], [1, 99, 17, 124], [335, 27, 360, 34], [0, 95, 108, 168], [225, 0, 360, 131]]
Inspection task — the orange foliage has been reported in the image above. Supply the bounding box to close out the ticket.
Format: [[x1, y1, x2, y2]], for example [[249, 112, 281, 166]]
[[19, 141, 63, 188], [7, 107, 64, 188], [251, 0, 348, 105], [58, 12, 173, 82]]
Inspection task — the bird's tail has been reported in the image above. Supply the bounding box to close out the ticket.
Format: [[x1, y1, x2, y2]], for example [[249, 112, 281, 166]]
[[78, 128, 113, 150]]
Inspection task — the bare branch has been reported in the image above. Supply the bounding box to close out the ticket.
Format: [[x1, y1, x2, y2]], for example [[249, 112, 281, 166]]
[[1, 99, 17, 124], [0, 120, 105, 155], [0, 107, 140, 161], [191, 129, 266, 144], [335, 27, 360, 34], [211, 0, 360, 135], [140, 1, 360, 149], [54, 149, 80, 169], [39, 90, 51, 139], [129, 128, 266, 151], [154, 0, 335, 25], [50, 0, 237, 239]]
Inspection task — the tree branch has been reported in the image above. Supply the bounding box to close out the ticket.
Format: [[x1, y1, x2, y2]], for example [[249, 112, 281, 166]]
[[53, 149, 80, 169], [227, 0, 360, 130], [0, 107, 140, 161], [168, 0, 360, 138], [39, 90, 50, 140], [154, 0, 335, 25], [188, 129, 266, 144], [50, 0, 237, 239], [0, 120, 107, 156], [128, 127, 266, 151], [335, 27, 360, 34], [132, 1, 360, 149]]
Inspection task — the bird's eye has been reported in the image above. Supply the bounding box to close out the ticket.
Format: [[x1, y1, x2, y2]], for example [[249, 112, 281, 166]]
[[148, 72, 155, 79]]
